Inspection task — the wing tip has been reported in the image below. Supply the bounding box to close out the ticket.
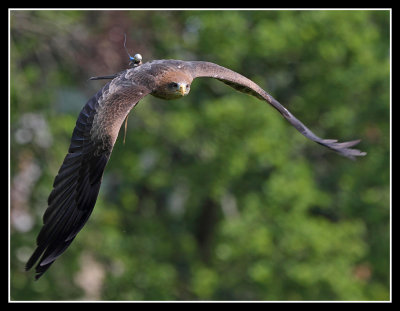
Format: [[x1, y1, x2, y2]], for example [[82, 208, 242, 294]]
[[321, 138, 367, 160], [89, 74, 117, 81]]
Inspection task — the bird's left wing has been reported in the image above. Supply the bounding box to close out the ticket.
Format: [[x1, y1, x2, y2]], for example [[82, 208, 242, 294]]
[[26, 74, 151, 279], [185, 61, 366, 159]]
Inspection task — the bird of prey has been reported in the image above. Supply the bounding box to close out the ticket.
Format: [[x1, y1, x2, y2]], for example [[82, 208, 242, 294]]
[[25, 54, 366, 280]]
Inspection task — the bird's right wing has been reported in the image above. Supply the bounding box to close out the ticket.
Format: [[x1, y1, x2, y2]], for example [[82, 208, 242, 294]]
[[26, 74, 151, 280], [186, 61, 366, 159]]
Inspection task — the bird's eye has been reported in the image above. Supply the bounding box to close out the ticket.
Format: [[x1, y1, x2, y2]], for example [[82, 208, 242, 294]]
[[186, 84, 190, 88], [171, 82, 178, 88]]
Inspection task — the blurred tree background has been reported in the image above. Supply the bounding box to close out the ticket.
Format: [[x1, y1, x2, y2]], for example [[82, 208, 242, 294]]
[[10, 10, 390, 301]]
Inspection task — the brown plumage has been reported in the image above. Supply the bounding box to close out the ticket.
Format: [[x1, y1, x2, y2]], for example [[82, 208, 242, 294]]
[[26, 59, 366, 279]]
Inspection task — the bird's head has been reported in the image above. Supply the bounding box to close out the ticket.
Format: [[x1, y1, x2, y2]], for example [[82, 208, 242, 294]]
[[151, 70, 192, 100], [167, 81, 191, 97]]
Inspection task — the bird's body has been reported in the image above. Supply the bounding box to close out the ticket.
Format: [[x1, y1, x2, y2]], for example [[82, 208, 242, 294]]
[[26, 58, 366, 279]]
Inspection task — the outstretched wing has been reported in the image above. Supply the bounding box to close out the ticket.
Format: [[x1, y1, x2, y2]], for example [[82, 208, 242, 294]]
[[26, 77, 151, 280], [186, 61, 366, 159]]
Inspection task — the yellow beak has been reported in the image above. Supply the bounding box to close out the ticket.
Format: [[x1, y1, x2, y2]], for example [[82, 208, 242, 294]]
[[179, 83, 186, 96]]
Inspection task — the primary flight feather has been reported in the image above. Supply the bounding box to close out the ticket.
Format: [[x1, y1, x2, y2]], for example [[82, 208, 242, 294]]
[[26, 58, 366, 279]]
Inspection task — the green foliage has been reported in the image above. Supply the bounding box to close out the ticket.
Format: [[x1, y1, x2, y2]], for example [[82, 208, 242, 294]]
[[10, 10, 390, 301]]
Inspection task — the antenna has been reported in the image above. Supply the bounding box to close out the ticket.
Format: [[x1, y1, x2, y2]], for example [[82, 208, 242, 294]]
[[123, 33, 143, 67], [123, 33, 135, 61]]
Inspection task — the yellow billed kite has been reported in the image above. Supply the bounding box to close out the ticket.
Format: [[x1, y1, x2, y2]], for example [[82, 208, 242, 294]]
[[26, 54, 366, 279]]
